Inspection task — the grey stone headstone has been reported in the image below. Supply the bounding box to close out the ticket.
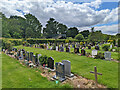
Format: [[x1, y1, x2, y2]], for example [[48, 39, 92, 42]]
[[32, 55, 36, 65], [62, 60, 74, 77], [30, 52, 33, 61], [60, 46, 64, 52], [27, 51, 29, 61], [92, 50, 97, 56], [20, 51, 23, 60], [104, 51, 111, 60], [53, 62, 66, 81], [38, 54, 42, 64]]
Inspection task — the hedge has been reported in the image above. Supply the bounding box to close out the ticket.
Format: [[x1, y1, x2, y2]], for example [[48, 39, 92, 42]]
[[26, 38, 82, 44]]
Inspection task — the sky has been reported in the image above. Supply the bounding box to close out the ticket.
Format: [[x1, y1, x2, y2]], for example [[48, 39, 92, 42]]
[[0, 0, 119, 35]]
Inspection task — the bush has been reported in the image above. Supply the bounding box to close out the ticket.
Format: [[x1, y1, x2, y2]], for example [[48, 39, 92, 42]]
[[94, 53, 105, 59], [75, 34, 84, 40], [2, 39, 13, 51], [102, 44, 110, 51], [39, 55, 48, 66], [65, 39, 69, 43], [27, 38, 80, 44], [110, 46, 118, 52]]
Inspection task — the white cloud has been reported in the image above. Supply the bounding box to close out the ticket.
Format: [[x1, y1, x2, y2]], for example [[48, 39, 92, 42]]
[[78, 24, 118, 35], [0, 0, 118, 34]]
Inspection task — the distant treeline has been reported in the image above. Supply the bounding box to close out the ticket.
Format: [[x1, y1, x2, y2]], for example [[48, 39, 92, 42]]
[[1, 12, 119, 42]]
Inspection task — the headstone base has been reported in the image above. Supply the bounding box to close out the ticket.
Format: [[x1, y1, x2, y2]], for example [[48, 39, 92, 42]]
[[103, 59, 111, 61], [67, 73, 74, 77], [53, 75, 66, 82]]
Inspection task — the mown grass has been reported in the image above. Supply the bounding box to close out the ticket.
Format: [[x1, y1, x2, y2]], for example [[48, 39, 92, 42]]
[[2, 53, 72, 88], [14, 45, 118, 88]]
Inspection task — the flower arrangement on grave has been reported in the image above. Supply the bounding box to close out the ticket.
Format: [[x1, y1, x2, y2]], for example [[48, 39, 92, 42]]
[[107, 40, 113, 44], [80, 42, 83, 46]]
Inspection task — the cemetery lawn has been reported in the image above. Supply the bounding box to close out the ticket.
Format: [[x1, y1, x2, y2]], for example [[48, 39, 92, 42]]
[[14, 46, 118, 88], [2, 53, 72, 88]]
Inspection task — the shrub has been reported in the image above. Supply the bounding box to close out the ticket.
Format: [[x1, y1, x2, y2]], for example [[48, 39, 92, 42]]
[[94, 53, 105, 59], [102, 44, 110, 51], [110, 46, 118, 52], [75, 34, 84, 40], [39, 55, 48, 66], [2, 39, 13, 51], [65, 39, 69, 43]]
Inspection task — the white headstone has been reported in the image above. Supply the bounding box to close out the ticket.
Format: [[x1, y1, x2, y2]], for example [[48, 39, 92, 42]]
[[110, 44, 112, 49], [56, 46, 58, 51], [38, 54, 42, 63], [92, 50, 98, 56], [20, 51, 23, 60], [112, 49, 116, 52], [50, 47, 52, 50]]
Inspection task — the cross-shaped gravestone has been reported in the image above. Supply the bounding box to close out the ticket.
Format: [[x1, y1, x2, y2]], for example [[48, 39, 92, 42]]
[[90, 66, 102, 86]]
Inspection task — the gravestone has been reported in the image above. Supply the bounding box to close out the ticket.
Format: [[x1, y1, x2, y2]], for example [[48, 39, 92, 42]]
[[30, 52, 33, 61], [95, 45, 99, 50], [62, 60, 74, 77], [60, 45, 64, 52], [81, 49, 86, 56], [53, 62, 66, 81], [56, 46, 59, 51], [47, 44, 49, 50], [50, 47, 53, 50], [12, 48, 17, 52], [112, 49, 116, 52], [18, 50, 21, 57], [72, 44, 75, 48], [32, 55, 37, 65], [92, 50, 98, 56], [110, 44, 112, 49], [88, 46, 91, 49], [47, 57, 54, 69], [37, 54, 42, 65], [20, 51, 23, 60], [74, 48, 79, 53], [27, 51, 29, 61], [104, 51, 111, 60], [22, 49, 25, 59], [66, 47, 70, 52]]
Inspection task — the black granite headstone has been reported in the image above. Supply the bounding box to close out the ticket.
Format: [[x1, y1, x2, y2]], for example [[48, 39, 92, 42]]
[[47, 57, 54, 69]]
